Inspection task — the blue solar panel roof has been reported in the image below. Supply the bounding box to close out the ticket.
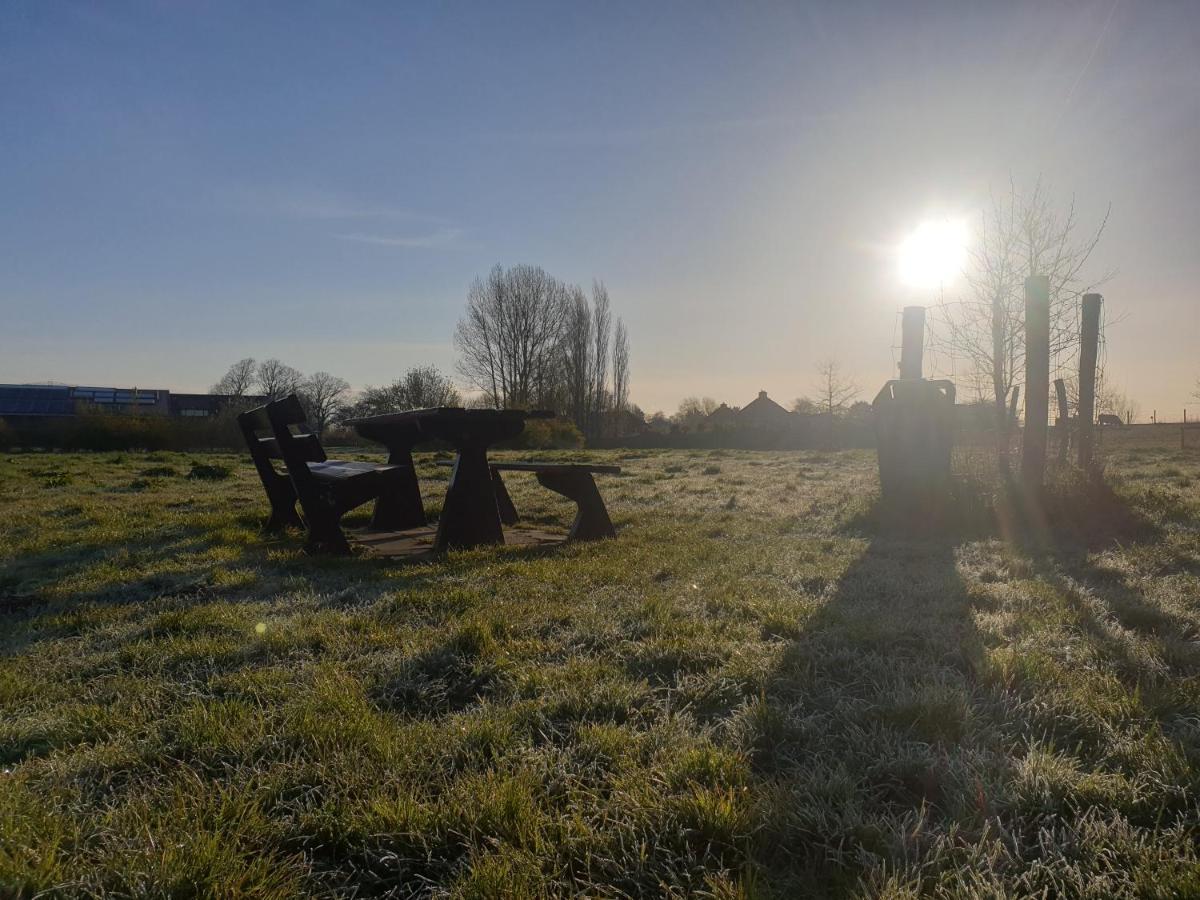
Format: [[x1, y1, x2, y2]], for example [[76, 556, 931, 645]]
[[0, 385, 76, 416]]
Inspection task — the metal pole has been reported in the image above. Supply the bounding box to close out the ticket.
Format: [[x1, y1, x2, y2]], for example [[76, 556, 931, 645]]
[[1077, 293, 1102, 469], [1022, 276, 1050, 490], [899, 306, 926, 380]]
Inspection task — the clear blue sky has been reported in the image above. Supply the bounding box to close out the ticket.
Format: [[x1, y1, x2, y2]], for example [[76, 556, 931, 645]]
[[3, 1, 1198, 416]]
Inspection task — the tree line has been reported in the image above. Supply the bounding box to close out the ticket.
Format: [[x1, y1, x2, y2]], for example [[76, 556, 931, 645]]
[[209, 264, 634, 440], [454, 264, 631, 440], [210, 357, 459, 434]]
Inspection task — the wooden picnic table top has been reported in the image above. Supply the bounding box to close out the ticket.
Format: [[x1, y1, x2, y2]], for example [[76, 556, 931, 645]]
[[346, 407, 555, 448]]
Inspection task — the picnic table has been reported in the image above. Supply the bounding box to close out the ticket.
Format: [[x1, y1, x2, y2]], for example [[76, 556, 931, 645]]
[[346, 407, 553, 552]]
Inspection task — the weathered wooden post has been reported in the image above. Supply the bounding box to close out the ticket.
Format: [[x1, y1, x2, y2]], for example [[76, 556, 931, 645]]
[[1021, 276, 1050, 491], [1054, 377, 1070, 461], [899, 306, 926, 380], [1077, 293, 1102, 469]]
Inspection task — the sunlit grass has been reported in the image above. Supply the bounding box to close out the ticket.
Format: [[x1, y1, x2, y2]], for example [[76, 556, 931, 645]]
[[1, 439, 1199, 895]]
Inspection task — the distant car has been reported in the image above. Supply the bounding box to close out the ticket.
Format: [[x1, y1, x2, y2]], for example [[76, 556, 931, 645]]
[[1098, 413, 1125, 427]]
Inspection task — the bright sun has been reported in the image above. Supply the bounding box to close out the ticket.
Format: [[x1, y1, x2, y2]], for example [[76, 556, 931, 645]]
[[897, 218, 968, 289]]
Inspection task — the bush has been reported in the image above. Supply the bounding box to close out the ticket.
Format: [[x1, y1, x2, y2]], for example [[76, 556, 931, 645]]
[[187, 462, 233, 480], [501, 417, 584, 450], [1, 407, 248, 452]]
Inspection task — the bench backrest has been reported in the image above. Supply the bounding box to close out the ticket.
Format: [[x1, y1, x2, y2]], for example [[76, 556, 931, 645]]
[[237, 404, 288, 480], [265, 395, 327, 488]]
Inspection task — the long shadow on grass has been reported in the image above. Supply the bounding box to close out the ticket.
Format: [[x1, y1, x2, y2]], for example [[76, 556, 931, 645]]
[[747, 501, 989, 891]]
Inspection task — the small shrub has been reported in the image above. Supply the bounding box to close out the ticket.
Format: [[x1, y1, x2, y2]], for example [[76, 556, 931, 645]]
[[187, 462, 233, 481], [702, 464, 722, 475], [139, 465, 179, 478]]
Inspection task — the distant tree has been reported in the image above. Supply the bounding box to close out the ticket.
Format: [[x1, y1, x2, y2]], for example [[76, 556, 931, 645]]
[[673, 396, 719, 431], [256, 359, 304, 401], [847, 400, 873, 419], [590, 281, 612, 436], [211, 358, 257, 397], [814, 360, 859, 418], [299, 371, 350, 435], [562, 287, 592, 428], [396, 364, 461, 409], [938, 178, 1111, 469], [343, 365, 460, 420], [791, 396, 821, 416], [612, 318, 630, 420], [455, 264, 571, 409], [646, 410, 670, 433]]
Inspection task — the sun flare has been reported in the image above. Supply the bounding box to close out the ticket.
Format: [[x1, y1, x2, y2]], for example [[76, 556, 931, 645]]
[[897, 218, 968, 289]]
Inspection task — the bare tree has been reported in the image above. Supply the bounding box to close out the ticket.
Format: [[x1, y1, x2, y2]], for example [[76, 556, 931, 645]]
[[938, 178, 1110, 467], [454, 264, 570, 409], [299, 371, 350, 434], [590, 281, 612, 437], [211, 358, 257, 397], [791, 396, 821, 415], [345, 365, 461, 419], [256, 359, 304, 401], [814, 360, 859, 418], [562, 286, 592, 429], [396, 364, 461, 409], [612, 317, 630, 422], [673, 396, 720, 431]]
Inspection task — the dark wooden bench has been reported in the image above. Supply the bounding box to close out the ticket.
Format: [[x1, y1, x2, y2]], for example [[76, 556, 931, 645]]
[[265, 395, 414, 554], [437, 460, 621, 541], [237, 404, 303, 533]]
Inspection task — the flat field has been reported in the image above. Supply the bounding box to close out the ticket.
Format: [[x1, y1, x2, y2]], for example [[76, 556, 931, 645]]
[[2, 436, 1199, 897]]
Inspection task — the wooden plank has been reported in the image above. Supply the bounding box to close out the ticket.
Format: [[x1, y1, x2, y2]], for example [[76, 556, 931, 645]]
[[1021, 275, 1050, 491], [1078, 293, 1102, 469]]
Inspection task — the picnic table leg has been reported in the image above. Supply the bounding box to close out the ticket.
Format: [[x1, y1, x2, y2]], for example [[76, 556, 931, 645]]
[[370, 446, 426, 530], [535, 470, 616, 541], [435, 445, 505, 551]]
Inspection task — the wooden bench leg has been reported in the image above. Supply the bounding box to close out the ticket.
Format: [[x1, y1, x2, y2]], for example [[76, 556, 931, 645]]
[[264, 474, 303, 532], [491, 468, 519, 526], [304, 514, 352, 555], [535, 470, 616, 541]]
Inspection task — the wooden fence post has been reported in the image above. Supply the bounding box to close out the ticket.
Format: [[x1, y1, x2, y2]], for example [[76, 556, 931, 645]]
[[1022, 276, 1050, 491], [1054, 377, 1070, 461], [900, 306, 926, 380], [1077, 293, 1102, 469]]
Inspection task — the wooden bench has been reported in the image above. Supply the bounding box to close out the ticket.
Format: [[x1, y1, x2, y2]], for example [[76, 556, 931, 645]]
[[237, 404, 303, 533], [437, 460, 621, 541], [265, 395, 414, 554]]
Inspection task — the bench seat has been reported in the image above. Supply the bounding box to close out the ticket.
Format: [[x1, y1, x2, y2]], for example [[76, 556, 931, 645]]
[[435, 458, 620, 541]]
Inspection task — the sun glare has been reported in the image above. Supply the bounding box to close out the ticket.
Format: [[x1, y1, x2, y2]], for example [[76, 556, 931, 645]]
[[897, 218, 968, 289]]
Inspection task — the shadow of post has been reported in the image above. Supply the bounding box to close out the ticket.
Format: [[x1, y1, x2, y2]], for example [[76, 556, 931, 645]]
[[747, 500, 993, 889]]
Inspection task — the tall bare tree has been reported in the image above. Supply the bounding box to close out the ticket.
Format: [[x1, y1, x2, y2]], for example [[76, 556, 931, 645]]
[[211, 358, 257, 397], [612, 317, 630, 424], [590, 281, 612, 437], [814, 359, 859, 418], [454, 264, 570, 409], [256, 359, 304, 401], [299, 371, 349, 434], [562, 286, 592, 429], [939, 178, 1110, 467]]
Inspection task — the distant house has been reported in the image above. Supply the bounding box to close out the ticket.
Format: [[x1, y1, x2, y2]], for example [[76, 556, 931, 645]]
[[732, 391, 793, 430], [0, 383, 260, 423], [707, 403, 740, 430], [700, 390, 795, 434]]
